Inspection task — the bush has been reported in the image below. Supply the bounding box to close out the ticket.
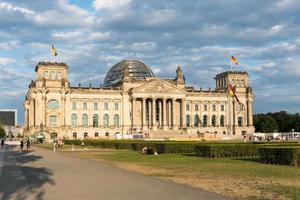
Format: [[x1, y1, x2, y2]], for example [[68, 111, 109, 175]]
[[63, 139, 300, 156], [258, 147, 300, 166], [63, 139, 198, 154], [194, 144, 258, 158]]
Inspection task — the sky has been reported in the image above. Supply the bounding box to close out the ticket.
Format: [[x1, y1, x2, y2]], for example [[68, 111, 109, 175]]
[[0, 0, 300, 125]]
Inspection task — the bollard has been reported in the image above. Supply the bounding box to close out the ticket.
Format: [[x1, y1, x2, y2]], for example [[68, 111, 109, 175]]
[[53, 142, 56, 152]]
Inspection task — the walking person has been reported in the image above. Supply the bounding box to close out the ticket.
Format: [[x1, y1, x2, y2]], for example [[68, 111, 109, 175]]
[[26, 138, 31, 151], [20, 140, 24, 153], [1, 139, 4, 148]]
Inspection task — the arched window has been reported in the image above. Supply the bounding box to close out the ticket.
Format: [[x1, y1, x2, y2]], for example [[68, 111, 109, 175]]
[[194, 115, 200, 127], [212, 115, 216, 127], [57, 71, 61, 79], [93, 114, 98, 128], [44, 71, 49, 78], [73, 132, 77, 139], [71, 114, 77, 127], [203, 115, 207, 127], [103, 114, 109, 128], [220, 115, 225, 127], [186, 114, 190, 127], [113, 114, 119, 127], [51, 71, 56, 79], [82, 114, 88, 128], [48, 100, 58, 109]]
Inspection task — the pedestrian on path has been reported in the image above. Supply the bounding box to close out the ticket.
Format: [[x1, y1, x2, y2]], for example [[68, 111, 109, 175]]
[[20, 140, 24, 153], [1, 139, 4, 148], [26, 138, 31, 151]]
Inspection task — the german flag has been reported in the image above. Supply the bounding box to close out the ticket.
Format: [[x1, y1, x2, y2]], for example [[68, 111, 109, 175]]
[[230, 56, 239, 65], [51, 44, 57, 56], [229, 84, 240, 103]]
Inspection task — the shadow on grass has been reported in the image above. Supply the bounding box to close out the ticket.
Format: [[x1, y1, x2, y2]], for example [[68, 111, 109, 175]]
[[0, 145, 54, 200], [180, 153, 262, 163], [232, 157, 261, 163]]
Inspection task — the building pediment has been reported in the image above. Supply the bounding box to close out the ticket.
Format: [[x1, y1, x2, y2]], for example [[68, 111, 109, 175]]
[[131, 79, 186, 94]]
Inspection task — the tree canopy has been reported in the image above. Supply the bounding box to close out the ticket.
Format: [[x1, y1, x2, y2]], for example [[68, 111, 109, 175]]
[[254, 111, 300, 133], [0, 124, 5, 138]]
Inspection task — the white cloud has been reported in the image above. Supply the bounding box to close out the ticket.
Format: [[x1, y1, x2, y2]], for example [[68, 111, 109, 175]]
[[32, 1, 95, 27], [132, 42, 156, 50], [93, 0, 131, 10], [0, 2, 35, 15], [0, 41, 20, 50], [146, 9, 177, 26], [270, 25, 285, 34], [0, 57, 15, 65], [52, 31, 111, 42]]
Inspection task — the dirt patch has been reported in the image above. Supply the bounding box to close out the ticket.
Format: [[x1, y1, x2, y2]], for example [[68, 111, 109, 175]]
[[100, 161, 292, 200]]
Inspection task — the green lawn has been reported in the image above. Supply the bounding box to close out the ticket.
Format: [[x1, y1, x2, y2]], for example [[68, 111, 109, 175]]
[[35, 144, 300, 200]]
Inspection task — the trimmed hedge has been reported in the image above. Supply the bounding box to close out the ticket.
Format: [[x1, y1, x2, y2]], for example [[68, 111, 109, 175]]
[[64, 139, 299, 156], [64, 139, 197, 154], [194, 144, 258, 158], [258, 147, 300, 166]]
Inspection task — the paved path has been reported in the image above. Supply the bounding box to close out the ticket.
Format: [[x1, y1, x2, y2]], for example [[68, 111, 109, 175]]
[[0, 145, 231, 200]]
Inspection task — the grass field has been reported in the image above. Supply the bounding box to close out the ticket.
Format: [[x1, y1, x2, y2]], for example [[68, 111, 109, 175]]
[[36, 144, 300, 200]]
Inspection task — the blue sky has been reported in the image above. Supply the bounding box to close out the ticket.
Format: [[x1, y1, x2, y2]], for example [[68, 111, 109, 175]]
[[0, 0, 300, 124]]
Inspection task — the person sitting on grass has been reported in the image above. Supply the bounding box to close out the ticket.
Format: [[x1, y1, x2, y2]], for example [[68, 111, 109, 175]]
[[142, 146, 148, 155]]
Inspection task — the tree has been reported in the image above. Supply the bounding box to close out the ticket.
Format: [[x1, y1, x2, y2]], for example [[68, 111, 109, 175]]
[[0, 124, 6, 138], [254, 115, 278, 133]]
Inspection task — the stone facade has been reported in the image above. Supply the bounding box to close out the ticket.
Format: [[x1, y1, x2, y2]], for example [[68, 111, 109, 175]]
[[23, 60, 255, 140]]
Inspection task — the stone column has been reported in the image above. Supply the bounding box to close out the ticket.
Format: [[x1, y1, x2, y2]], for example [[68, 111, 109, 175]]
[[168, 100, 171, 128], [182, 98, 186, 128], [163, 98, 167, 130], [208, 102, 211, 127], [158, 99, 161, 128], [190, 101, 194, 127], [172, 99, 176, 129], [216, 101, 220, 126], [131, 97, 135, 129], [148, 100, 151, 128], [247, 99, 253, 126], [152, 98, 156, 130], [142, 98, 147, 130]]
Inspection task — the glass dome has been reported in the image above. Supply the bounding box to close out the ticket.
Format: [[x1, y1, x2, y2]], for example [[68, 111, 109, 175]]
[[103, 60, 154, 87]]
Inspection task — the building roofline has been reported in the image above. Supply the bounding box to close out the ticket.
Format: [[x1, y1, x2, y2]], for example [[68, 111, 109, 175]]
[[35, 61, 68, 72]]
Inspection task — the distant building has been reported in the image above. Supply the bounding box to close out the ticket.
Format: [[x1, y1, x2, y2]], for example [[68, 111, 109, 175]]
[[0, 109, 22, 137], [23, 60, 255, 140], [0, 109, 17, 126]]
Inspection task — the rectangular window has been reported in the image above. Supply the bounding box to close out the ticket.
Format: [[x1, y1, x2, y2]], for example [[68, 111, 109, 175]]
[[204, 105, 208, 111], [221, 105, 225, 111], [104, 102, 109, 110], [195, 104, 199, 111], [114, 103, 119, 110], [94, 102, 98, 110], [238, 117, 243, 127], [212, 105, 216, 111], [49, 115, 57, 127], [186, 104, 190, 111], [83, 102, 87, 110], [72, 101, 76, 110]]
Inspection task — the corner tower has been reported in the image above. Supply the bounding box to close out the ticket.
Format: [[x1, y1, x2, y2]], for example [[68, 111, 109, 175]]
[[215, 71, 255, 135], [35, 62, 69, 88]]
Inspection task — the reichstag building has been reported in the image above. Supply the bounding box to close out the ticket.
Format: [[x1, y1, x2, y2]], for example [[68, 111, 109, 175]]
[[23, 60, 254, 140]]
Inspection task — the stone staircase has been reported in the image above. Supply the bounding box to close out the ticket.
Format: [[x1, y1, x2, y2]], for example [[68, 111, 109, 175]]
[[145, 129, 198, 139]]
